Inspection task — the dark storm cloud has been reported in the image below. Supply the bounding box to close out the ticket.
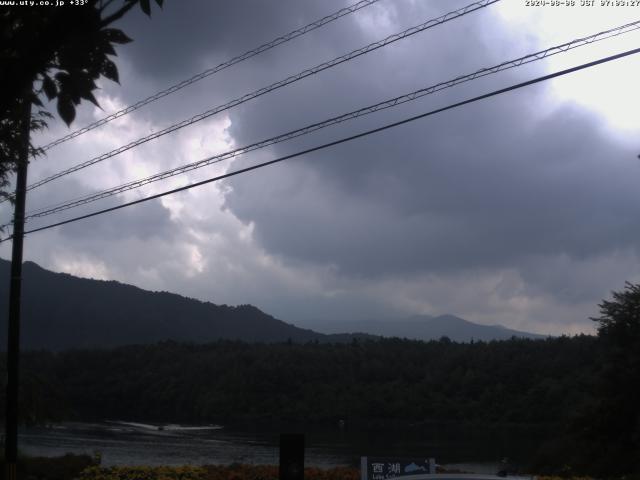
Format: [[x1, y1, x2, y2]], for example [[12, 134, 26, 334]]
[[225, 94, 640, 278], [11, 0, 636, 333], [114, 0, 359, 84], [57, 197, 174, 242], [75, 1, 640, 283], [21, 176, 176, 243], [200, 1, 640, 282]]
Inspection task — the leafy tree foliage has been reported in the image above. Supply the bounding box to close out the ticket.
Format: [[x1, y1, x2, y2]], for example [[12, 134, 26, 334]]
[[0, 0, 163, 199], [583, 282, 640, 475], [593, 281, 640, 341]]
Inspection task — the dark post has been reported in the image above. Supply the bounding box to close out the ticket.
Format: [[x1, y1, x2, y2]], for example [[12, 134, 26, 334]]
[[279, 433, 305, 480], [4, 97, 32, 480]]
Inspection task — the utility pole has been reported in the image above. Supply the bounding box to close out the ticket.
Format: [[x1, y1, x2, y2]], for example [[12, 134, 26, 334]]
[[4, 96, 32, 480]]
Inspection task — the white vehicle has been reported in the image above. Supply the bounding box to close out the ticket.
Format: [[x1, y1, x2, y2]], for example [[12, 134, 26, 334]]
[[386, 475, 533, 480]]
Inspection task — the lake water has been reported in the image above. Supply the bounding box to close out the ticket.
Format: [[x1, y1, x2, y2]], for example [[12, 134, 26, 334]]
[[18, 421, 542, 471]]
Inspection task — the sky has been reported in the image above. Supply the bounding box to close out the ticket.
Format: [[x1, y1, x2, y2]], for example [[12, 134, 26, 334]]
[[2, 0, 640, 336]]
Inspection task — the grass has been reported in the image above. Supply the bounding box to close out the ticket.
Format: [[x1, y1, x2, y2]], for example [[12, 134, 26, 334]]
[[0, 456, 360, 480], [0, 453, 99, 480]]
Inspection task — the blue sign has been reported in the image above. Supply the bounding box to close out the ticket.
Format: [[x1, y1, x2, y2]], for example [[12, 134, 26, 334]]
[[361, 457, 436, 480]]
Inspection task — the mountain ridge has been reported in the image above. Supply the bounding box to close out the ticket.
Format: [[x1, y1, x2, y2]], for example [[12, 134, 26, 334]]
[[0, 259, 329, 349], [304, 313, 545, 342], [0, 258, 543, 349]]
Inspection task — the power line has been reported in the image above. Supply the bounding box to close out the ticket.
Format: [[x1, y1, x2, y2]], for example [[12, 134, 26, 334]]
[[3, 46, 637, 242], [18, 19, 640, 223], [19, 0, 499, 196], [38, 0, 382, 152]]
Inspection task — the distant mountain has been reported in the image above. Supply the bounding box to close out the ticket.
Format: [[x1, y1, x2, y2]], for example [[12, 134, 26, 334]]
[[306, 314, 546, 342], [0, 258, 542, 350], [0, 259, 374, 350]]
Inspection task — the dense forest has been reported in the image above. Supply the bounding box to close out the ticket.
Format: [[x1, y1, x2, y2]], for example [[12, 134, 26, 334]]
[[1, 282, 639, 476], [7, 336, 597, 423], [0, 335, 604, 473], [6, 336, 597, 427]]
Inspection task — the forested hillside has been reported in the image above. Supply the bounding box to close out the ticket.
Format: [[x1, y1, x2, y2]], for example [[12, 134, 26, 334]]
[[0, 264, 637, 475], [0, 259, 541, 348], [0, 259, 326, 348], [2, 327, 639, 475], [5, 336, 596, 427]]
